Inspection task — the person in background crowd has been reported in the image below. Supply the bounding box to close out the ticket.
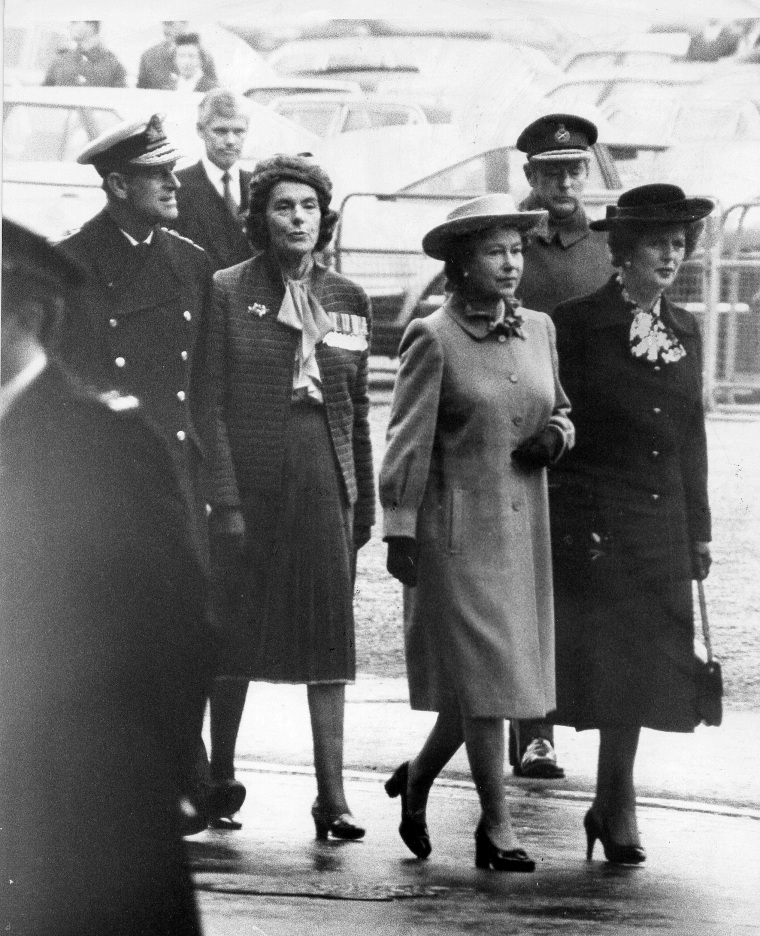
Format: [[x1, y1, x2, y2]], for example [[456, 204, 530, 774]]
[[203, 154, 375, 837], [137, 20, 218, 91], [549, 184, 714, 864], [173, 89, 253, 271], [43, 20, 127, 88], [509, 113, 612, 780], [686, 19, 743, 61], [55, 115, 217, 833], [380, 194, 574, 871], [1, 218, 209, 936], [173, 33, 219, 93]]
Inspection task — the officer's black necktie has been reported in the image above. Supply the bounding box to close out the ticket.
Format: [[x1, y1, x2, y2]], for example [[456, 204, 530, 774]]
[[221, 171, 239, 219]]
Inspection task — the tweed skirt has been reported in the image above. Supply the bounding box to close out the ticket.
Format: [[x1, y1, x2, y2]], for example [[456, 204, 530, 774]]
[[551, 559, 697, 733], [216, 401, 356, 683]]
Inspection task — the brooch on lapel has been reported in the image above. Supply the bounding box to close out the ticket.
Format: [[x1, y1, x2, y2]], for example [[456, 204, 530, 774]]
[[247, 303, 268, 317]]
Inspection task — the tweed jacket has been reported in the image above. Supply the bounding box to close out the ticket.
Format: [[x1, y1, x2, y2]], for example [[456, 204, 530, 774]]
[[550, 275, 710, 582], [1, 365, 208, 935], [205, 251, 375, 532], [517, 194, 612, 315], [173, 161, 253, 272], [56, 209, 213, 461]]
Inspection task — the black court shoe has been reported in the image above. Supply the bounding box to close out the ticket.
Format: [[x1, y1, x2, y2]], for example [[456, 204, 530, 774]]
[[311, 802, 366, 841], [206, 779, 246, 830], [584, 807, 646, 865], [474, 823, 535, 872], [384, 761, 432, 859]]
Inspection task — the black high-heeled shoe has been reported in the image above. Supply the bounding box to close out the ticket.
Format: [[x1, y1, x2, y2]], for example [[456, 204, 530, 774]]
[[206, 779, 246, 830], [311, 802, 365, 841], [384, 761, 432, 859], [584, 807, 646, 865], [474, 823, 535, 872]]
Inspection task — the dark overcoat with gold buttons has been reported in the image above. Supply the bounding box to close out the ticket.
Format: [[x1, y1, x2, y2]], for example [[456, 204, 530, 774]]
[[56, 209, 214, 555], [549, 275, 711, 731], [379, 297, 574, 719]]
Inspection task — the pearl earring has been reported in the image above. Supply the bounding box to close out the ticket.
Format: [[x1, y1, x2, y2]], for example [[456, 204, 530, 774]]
[[623, 260, 632, 268], [463, 270, 470, 278]]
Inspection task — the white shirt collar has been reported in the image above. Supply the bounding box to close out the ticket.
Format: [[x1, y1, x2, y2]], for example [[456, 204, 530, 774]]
[[175, 70, 203, 92], [0, 351, 47, 422], [202, 156, 242, 206], [119, 228, 154, 247]]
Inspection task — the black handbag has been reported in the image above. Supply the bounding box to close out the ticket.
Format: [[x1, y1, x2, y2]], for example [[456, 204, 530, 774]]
[[694, 580, 723, 727]]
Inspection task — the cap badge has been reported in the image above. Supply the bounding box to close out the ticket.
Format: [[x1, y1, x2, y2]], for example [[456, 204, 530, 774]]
[[145, 114, 165, 144], [554, 124, 571, 144]]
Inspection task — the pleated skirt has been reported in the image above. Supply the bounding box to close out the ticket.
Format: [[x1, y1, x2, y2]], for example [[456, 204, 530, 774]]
[[217, 401, 356, 683]]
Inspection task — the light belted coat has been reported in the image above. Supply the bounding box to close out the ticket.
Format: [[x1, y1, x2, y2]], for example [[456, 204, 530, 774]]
[[380, 298, 574, 718]]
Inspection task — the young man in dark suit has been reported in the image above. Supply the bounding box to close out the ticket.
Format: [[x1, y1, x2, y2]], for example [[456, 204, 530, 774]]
[[173, 89, 254, 271], [1, 218, 210, 935]]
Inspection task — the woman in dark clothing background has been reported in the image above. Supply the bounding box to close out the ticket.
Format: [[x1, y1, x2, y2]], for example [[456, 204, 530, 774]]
[[204, 154, 374, 838], [549, 184, 714, 864]]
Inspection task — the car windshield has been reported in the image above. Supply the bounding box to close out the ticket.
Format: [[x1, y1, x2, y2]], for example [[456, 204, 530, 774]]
[[274, 103, 341, 138], [3, 103, 121, 161]]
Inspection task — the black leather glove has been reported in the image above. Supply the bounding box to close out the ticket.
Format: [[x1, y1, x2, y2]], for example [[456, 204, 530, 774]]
[[512, 426, 563, 471], [210, 507, 246, 554], [386, 536, 418, 587], [692, 541, 712, 580], [354, 525, 372, 551]]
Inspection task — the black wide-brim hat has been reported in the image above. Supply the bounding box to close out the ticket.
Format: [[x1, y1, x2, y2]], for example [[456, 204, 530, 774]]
[[590, 184, 715, 231]]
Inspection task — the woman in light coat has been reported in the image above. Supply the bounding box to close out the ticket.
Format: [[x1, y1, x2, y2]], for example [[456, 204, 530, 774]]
[[379, 194, 574, 871]]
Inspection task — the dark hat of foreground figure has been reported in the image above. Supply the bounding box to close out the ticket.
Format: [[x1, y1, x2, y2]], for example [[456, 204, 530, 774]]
[[516, 113, 598, 162], [77, 113, 183, 177], [2, 217, 84, 292], [589, 184, 715, 231]]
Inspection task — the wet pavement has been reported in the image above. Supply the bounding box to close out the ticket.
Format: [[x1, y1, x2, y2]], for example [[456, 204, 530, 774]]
[[191, 679, 760, 934]]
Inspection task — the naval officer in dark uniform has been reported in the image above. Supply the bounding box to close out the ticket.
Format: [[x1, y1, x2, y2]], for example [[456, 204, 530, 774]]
[[1, 218, 209, 935], [56, 115, 216, 829], [510, 115, 612, 779]]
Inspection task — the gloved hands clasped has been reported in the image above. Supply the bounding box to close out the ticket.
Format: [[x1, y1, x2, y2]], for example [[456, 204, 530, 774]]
[[386, 536, 418, 587], [511, 425, 563, 471]]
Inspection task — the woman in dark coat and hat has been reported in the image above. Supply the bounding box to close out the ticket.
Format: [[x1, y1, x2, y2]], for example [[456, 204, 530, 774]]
[[203, 154, 374, 839], [549, 184, 715, 864]]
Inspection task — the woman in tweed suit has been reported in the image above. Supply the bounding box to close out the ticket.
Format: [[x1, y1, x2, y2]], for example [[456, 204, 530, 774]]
[[203, 155, 374, 838]]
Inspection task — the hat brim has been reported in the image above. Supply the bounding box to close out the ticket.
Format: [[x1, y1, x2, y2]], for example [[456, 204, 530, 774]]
[[528, 149, 591, 163], [422, 209, 547, 261], [589, 198, 715, 231]]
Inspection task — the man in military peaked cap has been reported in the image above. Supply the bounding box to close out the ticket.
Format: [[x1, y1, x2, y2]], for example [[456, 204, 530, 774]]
[[2, 218, 209, 935], [509, 113, 612, 780], [56, 115, 219, 830]]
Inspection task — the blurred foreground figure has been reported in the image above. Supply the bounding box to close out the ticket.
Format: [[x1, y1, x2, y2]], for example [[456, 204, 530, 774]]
[[0, 219, 209, 934]]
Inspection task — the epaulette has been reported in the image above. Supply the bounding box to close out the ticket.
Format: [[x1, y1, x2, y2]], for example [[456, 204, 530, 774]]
[[99, 390, 140, 412], [160, 227, 206, 252]]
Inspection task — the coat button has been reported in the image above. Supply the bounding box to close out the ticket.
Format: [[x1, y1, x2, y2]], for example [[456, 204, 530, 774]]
[[181, 350, 188, 361], [509, 374, 518, 383], [651, 493, 660, 501], [652, 450, 660, 458], [513, 416, 523, 426], [498, 334, 507, 343], [184, 311, 191, 321], [177, 430, 186, 441], [512, 502, 520, 511], [115, 357, 125, 368], [109, 318, 118, 328], [653, 407, 661, 414], [177, 390, 186, 401], [654, 365, 661, 372]]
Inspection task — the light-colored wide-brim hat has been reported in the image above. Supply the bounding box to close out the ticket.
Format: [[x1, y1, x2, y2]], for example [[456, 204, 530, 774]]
[[422, 193, 547, 261]]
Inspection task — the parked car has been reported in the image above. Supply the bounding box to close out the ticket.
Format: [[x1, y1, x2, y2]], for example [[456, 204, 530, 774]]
[[243, 77, 363, 105], [560, 32, 692, 72], [2, 85, 320, 240], [271, 94, 428, 138]]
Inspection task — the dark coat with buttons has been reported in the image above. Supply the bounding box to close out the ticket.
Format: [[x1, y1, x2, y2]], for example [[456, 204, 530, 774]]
[[550, 275, 710, 582], [548, 276, 711, 732], [56, 210, 215, 548], [1, 364, 209, 935], [205, 251, 375, 535], [173, 161, 253, 272], [43, 42, 127, 88], [379, 297, 574, 718]]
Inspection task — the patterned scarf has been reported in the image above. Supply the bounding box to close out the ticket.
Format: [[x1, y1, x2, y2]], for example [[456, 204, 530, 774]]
[[619, 275, 686, 365], [465, 297, 526, 339], [276, 266, 333, 389]]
